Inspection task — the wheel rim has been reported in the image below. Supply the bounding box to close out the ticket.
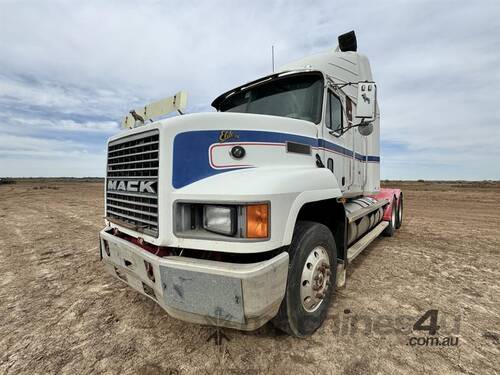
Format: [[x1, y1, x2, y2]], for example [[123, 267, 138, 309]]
[[300, 246, 331, 312], [398, 197, 403, 223], [391, 201, 396, 227]]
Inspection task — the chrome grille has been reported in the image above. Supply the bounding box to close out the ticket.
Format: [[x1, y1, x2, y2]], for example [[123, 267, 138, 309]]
[[106, 130, 159, 237]]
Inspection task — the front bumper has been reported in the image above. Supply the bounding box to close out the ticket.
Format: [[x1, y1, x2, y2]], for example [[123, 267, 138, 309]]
[[99, 229, 289, 330]]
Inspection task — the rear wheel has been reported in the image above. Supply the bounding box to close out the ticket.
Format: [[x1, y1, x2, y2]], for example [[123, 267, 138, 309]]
[[272, 221, 337, 337], [395, 194, 403, 229], [383, 198, 397, 237]]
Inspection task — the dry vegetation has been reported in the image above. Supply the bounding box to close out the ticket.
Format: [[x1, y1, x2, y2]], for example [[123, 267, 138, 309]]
[[0, 180, 499, 374]]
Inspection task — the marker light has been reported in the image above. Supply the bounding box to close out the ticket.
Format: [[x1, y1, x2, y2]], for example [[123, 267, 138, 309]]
[[246, 204, 269, 238]]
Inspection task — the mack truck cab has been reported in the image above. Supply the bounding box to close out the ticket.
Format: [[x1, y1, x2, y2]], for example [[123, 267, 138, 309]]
[[99, 31, 403, 337]]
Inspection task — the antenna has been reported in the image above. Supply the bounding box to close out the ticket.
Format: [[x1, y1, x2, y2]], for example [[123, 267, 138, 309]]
[[271, 45, 275, 72]]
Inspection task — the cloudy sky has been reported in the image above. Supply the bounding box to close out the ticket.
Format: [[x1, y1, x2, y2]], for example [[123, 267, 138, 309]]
[[0, 0, 499, 179]]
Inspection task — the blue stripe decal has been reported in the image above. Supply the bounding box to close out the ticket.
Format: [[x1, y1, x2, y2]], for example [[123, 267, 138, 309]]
[[318, 139, 380, 162], [172, 130, 379, 189]]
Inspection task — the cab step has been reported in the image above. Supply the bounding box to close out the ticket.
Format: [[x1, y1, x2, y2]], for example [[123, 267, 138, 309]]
[[347, 221, 389, 262]]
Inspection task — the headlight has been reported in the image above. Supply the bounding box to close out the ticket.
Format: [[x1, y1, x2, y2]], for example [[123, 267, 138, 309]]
[[175, 202, 269, 239], [203, 205, 237, 236]]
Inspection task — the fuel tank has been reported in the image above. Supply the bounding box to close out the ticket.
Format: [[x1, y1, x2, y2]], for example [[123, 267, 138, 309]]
[[345, 197, 384, 245]]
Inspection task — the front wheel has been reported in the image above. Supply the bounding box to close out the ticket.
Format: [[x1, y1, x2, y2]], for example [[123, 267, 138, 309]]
[[272, 221, 337, 337]]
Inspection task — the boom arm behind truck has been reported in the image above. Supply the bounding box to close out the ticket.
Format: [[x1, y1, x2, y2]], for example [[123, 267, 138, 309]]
[[99, 31, 403, 337]]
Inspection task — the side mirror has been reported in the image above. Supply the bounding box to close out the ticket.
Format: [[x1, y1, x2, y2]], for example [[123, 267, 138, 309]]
[[358, 121, 373, 136], [356, 82, 376, 120], [355, 82, 376, 136]]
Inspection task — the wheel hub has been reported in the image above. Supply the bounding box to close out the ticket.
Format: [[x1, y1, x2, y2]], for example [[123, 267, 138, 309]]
[[300, 246, 331, 312]]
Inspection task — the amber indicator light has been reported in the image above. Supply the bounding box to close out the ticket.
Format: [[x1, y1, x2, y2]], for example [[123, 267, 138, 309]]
[[246, 204, 269, 238]]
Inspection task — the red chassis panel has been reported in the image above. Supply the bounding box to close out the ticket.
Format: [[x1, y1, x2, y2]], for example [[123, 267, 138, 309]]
[[371, 188, 402, 221]]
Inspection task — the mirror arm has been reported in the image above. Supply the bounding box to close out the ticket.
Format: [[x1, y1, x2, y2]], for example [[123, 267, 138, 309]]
[[329, 118, 374, 136], [328, 129, 343, 137]]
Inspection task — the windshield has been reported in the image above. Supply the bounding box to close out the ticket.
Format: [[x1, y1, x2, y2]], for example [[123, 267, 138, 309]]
[[218, 73, 324, 124]]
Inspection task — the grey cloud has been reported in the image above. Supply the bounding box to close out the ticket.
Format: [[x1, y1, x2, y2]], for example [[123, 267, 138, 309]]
[[0, 0, 499, 178]]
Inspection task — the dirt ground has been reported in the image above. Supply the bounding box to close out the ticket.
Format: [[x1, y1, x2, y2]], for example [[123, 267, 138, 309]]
[[0, 180, 499, 374]]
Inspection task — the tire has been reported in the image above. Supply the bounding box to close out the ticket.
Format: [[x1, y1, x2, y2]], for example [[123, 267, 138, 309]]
[[395, 194, 403, 229], [383, 198, 397, 237], [271, 221, 337, 337]]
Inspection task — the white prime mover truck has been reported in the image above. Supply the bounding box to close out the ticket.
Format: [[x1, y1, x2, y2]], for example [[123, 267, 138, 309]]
[[99, 31, 403, 337]]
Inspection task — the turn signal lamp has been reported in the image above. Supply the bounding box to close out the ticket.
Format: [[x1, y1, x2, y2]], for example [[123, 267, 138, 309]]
[[246, 204, 269, 238]]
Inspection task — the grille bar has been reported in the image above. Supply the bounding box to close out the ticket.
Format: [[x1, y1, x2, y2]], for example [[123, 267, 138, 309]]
[[106, 190, 156, 199], [106, 129, 159, 237], [107, 159, 159, 167], [108, 140, 159, 154], [105, 175, 158, 179], [108, 149, 158, 160], [107, 167, 158, 173], [107, 197, 158, 208], [107, 203, 158, 217], [106, 209, 158, 226]]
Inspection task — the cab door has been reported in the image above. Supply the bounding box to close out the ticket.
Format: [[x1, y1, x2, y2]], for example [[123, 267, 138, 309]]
[[322, 90, 353, 192]]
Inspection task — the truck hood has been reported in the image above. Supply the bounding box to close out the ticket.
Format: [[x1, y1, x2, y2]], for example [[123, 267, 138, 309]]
[[111, 112, 320, 190], [169, 112, 318, 189], [109, 111, 318, 143]]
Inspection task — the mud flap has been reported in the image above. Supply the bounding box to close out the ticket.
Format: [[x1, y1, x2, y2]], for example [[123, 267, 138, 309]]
[[159, 266, 245, 324]]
